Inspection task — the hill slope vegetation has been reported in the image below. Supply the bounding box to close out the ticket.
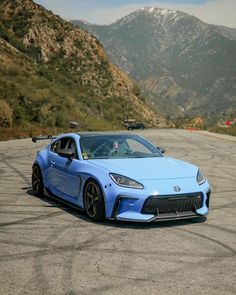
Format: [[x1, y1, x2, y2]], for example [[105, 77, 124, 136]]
[[0, 0, 158, 133]]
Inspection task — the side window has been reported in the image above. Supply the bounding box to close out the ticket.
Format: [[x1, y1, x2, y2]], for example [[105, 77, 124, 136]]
[[50, 138, 78, 159], [66, 139, 79, 159], [50, 140, 61, 153], [60, 138, 70, 149]]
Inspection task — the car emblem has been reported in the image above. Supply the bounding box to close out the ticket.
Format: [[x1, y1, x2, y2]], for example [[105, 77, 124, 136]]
[[173, 186, 181, 192]]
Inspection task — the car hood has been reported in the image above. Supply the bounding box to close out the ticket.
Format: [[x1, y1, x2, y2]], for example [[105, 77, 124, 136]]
[[88, 157, 197, 180]]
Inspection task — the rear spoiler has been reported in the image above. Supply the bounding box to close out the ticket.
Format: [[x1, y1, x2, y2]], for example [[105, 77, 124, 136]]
[[32, 135, 57, 143]]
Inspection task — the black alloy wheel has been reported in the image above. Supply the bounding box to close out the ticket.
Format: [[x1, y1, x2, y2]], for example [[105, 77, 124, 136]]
[[84, 180, 105, 221], [32, 165, 44, 196]]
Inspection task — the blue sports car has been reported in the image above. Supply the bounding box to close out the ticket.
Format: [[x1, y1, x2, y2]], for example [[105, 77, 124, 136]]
[[32, 132, 211, 222]]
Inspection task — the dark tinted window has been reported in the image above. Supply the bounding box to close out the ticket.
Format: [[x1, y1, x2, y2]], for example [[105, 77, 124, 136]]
[[50, 137, 78, 159]]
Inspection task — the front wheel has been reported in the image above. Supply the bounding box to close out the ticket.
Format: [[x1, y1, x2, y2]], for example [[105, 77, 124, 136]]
[[84, 180, 105, 221], [32, 164, 44, 196]]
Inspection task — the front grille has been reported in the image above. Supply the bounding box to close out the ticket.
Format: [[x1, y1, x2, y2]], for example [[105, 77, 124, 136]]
[[141, 193, 203, 215]]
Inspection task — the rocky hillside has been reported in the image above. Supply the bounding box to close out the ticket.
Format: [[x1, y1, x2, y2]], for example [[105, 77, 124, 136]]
[[0, 0, 159, 131], [73, 7, 236, 121]]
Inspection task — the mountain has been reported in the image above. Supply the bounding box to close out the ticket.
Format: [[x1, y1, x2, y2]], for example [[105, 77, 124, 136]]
[[72, 7, 236, 121], [0, 1, 159, 132]]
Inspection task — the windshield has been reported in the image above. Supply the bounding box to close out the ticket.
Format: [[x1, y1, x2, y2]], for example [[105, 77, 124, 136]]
[[80, 135, 163, 160]]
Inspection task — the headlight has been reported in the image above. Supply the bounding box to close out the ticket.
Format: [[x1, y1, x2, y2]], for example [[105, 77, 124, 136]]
[[197, 170, 206, 185], [109, 173, 144, 189]]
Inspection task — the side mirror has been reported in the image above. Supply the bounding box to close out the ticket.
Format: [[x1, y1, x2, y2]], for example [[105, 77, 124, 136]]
[[57, 149, 74, 160], [157, 147, 165, 154]]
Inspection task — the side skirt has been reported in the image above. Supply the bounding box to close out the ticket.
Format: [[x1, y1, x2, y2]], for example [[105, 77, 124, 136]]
[[44, 188, 84, 212]]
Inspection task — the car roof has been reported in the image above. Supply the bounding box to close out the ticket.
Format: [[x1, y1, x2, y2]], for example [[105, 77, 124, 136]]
[[51, 132, 141, 143], [76, 131, 134, 138]]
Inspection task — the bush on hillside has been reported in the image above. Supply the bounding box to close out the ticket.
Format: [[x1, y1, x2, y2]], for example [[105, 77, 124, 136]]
[[0, 100, 13, 127]]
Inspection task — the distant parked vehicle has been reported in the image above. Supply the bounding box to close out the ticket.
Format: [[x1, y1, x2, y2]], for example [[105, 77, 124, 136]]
[[127, 122, 145, 130], [124, 118, 135, 127], [69, 121, 79, 129]]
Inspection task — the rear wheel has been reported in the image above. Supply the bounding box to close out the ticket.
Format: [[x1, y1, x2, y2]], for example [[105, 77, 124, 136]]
[[32, 165, 44, 196], [84, 180, 105, 221]]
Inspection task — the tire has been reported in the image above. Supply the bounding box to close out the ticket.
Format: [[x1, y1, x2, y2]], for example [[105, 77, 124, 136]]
[[84, 179, 105, 221], [32, 164, 44, 196]]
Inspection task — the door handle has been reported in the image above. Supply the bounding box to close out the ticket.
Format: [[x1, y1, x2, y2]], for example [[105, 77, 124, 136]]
[[50, 161, 56, 165]]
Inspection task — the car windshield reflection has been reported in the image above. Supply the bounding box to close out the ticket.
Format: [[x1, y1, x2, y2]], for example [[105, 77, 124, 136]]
[[80, 135, 163, 160]]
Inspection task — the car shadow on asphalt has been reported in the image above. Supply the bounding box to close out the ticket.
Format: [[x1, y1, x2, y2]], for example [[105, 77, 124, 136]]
[[25, 188, 207, 230]]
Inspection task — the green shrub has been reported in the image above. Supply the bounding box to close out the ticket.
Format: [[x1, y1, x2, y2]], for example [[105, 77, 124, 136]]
[[0, 100, 13, 127], [27, 45, 41, 60], [56, 35, 64, 43], [0, 24, 9, 42]]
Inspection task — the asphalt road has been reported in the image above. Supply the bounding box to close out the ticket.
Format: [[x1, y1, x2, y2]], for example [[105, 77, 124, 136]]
[[0, 129, 235, 295]]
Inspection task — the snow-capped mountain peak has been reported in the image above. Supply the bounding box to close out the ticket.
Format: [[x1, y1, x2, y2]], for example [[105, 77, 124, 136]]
[[117, 6, 181, 27], [72, 6, 236, 120], [140, 6, 177, 16]]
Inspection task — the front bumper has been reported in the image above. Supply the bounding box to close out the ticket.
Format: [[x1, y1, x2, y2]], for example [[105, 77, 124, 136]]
[[110, 190, 211, 222]]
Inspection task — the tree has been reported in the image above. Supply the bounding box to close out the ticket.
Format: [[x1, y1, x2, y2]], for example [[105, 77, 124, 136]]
[[0, 100, 13, 127]]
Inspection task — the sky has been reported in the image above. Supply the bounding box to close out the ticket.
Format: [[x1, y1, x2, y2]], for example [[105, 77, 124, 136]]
[[34, 0, 236, 28]]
